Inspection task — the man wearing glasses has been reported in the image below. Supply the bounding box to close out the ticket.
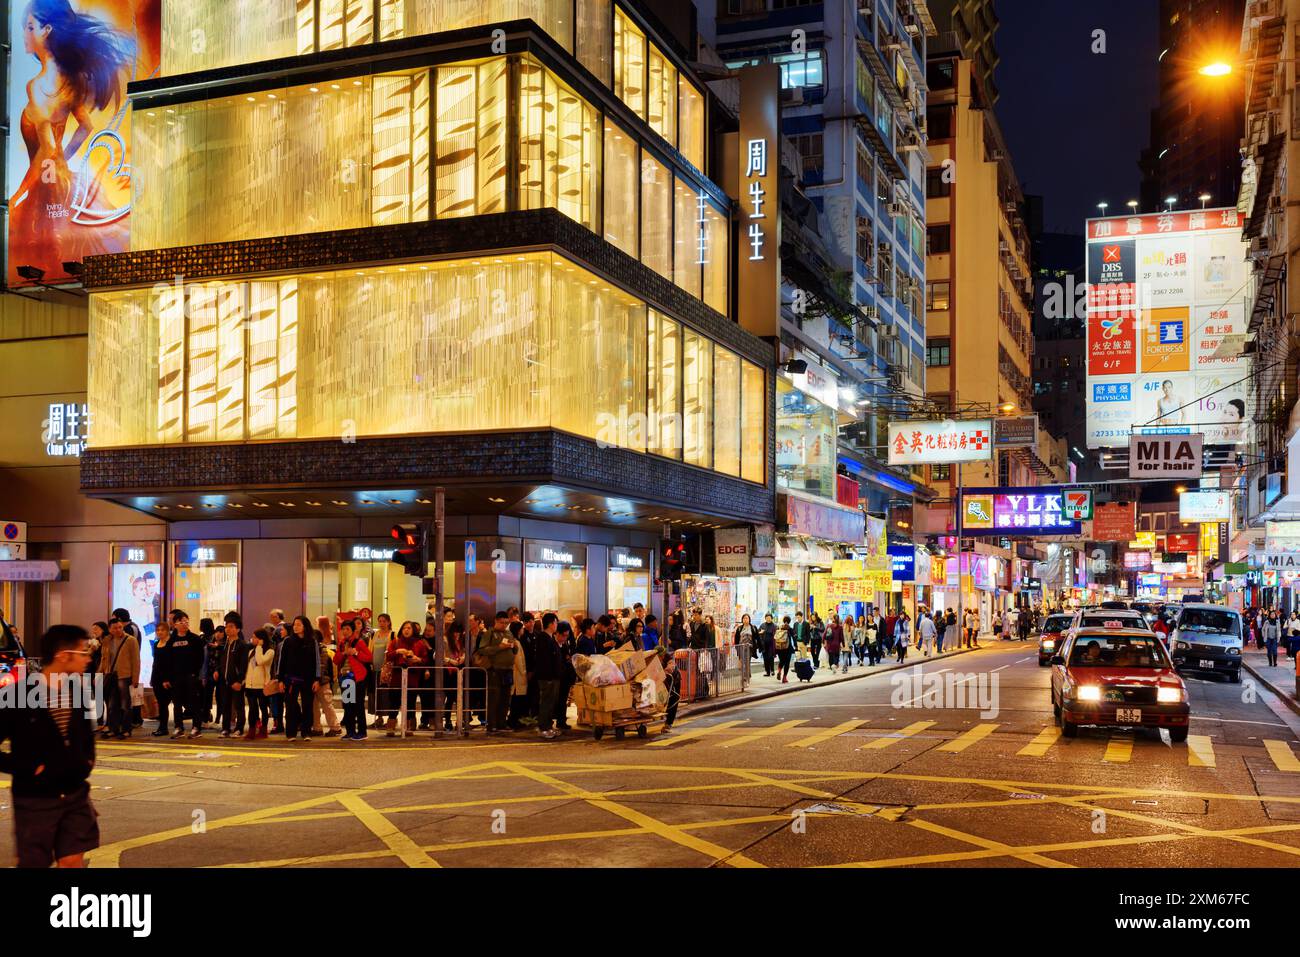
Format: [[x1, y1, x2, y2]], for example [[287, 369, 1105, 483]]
[[0, 625, 100, 867]]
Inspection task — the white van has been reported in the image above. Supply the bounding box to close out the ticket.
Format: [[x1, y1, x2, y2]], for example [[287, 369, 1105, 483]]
[[1170, 603, 1243, 682]]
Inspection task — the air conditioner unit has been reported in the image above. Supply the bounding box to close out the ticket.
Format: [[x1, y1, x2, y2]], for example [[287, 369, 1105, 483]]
[[886, 201, 908, 217], [783, 87, 806, 107], [899, 129, 922, 151], [902, 12, 921, 35]]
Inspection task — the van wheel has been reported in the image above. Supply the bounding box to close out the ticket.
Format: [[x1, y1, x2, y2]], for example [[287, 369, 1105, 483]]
[[1061, 718, 1078, 738], [1230, 669, 1241, 684], [1169, 727, 1188, 744]]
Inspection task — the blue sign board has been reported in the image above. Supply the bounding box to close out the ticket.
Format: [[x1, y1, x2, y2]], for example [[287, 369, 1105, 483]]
[[465, 540, 477, 575], [888, 545, 915, 582]]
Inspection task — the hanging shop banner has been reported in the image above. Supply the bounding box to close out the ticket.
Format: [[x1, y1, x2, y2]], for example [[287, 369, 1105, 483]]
[[994, 416, 1038, 450], [958, 487, 1083, 536], [714, 528, 752, 577], [1123, 551, 1153, 570], [1166, 532, 1199, 553], [1128, 434, 1203, 479], [6, 2, 161, 286], [1178, 490, 1231, 523], [783, 493, 865, 544], [1061, 489, 1094, 521], [832, 559, 864, 578], [1085, 208, 1250, 448], [1128, 530, 1157, 550], [887, 419, 993, 466], [1091, 502, 1137, 542]]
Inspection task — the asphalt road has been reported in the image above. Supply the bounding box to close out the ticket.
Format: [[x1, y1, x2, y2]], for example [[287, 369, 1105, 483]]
[[6, 640, 1300, 868]]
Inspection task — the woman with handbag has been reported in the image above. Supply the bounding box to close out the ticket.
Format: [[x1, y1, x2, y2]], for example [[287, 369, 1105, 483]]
[[242, 628, 274, 740], [384, 621, 429, 737], [334, 620, 373, 740], [774, 617, 794, 683]]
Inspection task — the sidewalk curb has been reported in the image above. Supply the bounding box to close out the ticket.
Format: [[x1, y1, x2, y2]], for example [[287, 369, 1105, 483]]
[[1242, 656, 1300, 718], [678, 639, 1015, 720]]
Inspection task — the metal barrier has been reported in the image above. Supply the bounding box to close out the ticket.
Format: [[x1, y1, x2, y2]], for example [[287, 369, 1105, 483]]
[[673, 642, 751, 703], [377, 664, 470, 737]]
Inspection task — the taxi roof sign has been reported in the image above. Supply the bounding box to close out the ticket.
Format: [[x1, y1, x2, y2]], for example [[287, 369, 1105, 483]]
[[1104, 620, 1124, 628]]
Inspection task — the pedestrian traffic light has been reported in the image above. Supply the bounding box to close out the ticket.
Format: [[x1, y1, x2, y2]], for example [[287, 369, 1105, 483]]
[[659, 538, 687, 581], [390, 523, 427, 577]]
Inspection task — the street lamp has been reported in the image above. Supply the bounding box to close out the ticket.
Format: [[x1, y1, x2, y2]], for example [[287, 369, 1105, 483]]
[[1164, 196, 1177, 212], [999, 402, 1016, 414], [1126, 200, 1139, 212], [1198, 192, 1212, 208], [1097, 201, 1109, 214], [1198, 61, 1233, 76]]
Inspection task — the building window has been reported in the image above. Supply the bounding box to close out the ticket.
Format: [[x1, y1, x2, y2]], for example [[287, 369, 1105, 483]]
[[647, 310, 681, 457], [683, 329, 714, 468], [927, 58, 955, 91], [926, 224, 951, 254], [517, 58, 602, 232], [647, 42, 678, 146], [998, 450, 1010, 487], [641, 154, 673, 280], [856, 216, 875, 267], [714, 347, 742, 477], [856, 141, 873, 188], [603, 120, 639, 257], [926, 280, 951, 310], [932, 463, 951, 482], [678, 80, 706, 170], [790, 132, 824, 178], [925, 338, 951, 367], [856, 52, 876, 108], [926, 166, 951, 198], [772, 48, 825, 90], [926, 105, 954, 138], [614, 7, 647, 119]]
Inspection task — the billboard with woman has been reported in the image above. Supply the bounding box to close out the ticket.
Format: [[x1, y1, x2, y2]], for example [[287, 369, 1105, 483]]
[[6, 0, 159, 286]]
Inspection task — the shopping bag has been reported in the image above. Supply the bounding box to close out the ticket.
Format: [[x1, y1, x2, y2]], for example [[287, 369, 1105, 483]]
[[129, 684, 144, 707]]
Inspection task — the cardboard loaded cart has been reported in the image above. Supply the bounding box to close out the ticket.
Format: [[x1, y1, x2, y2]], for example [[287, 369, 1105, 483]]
[[571, 643, 671, 740]]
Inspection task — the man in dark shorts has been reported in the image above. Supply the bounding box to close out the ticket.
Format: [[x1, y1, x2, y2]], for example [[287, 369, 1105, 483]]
[[0, 624, 99, 867]]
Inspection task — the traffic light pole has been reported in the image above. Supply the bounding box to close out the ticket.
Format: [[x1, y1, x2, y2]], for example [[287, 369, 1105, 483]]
[[430, 488, 445, 740]]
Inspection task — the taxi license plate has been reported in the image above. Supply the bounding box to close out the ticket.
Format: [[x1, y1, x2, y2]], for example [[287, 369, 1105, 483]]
[[1116, 708, 1142, 724], [1198, 659, 1216, 669]]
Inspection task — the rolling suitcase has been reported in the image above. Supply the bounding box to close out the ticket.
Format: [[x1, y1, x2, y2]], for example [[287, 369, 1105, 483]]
[[794, 658, 814, 682]]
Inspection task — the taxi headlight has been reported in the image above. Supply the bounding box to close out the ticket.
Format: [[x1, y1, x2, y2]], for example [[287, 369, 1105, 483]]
[[1077, 685, 1102, 702], [1175, 641, 1190, 651], [1157, 686, 1184, 704], [1228, 647, 1241, 655], [1042, 639, 1055, 650]]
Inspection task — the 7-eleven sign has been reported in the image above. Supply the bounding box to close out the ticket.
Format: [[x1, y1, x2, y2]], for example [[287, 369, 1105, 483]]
[[1061, 489, 1093, 521]]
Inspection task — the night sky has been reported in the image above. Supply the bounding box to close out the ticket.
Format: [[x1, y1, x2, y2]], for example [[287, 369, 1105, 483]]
[[995, 0, 1160, 235]]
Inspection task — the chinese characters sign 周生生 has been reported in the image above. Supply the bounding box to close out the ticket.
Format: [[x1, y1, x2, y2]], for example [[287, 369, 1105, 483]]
[[887, 419, 993, 466], [737, 63, 780, 338], [958, 488, 1083, 536], [43, 402, 91, 457]]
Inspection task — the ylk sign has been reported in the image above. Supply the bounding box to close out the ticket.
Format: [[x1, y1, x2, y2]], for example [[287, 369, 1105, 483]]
[[1128, 434, 1203, 479], [1060, 489, 1093, 521]]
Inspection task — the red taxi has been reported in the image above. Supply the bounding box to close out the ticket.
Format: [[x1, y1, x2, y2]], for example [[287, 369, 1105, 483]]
[[1049, 623, 1189, 742], [1037, 612, 1074, 666]]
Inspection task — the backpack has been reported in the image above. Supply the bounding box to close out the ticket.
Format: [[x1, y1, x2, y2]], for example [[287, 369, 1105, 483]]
[[775, 628, 790, 651]]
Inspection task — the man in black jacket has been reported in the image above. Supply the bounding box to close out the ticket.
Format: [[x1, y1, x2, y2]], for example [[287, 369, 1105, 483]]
[[0, 625, 99, 867], [216, 612, 251, 738], [165, 610, 207, 739], [533, 613, 565, 739]]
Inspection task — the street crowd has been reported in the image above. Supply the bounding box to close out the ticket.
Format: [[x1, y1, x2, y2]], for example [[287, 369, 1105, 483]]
[[77, 603, 774, 743]]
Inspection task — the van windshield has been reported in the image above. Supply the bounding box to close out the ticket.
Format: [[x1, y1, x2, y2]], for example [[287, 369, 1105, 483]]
[[1178, 609, 1239, 637]]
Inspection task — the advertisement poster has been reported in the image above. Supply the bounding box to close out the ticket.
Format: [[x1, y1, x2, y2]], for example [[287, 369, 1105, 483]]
[[110, 560, 160, 685], [6, 1, 160, 286], [1139, 307, 1189, 372], [1135, 236, 1192, 306], [1085, 209, 1249, 447], [1091, 502, 1137, 542], [887, 418, 993, 466]]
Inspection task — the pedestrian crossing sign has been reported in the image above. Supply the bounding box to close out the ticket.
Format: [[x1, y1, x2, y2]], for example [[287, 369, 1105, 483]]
[[1061, 489, 1093, 521]]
